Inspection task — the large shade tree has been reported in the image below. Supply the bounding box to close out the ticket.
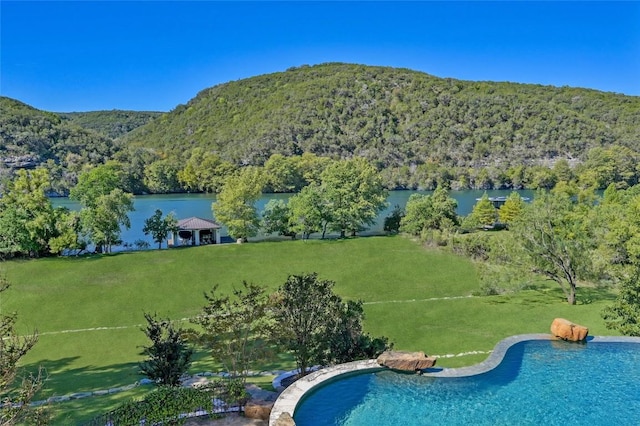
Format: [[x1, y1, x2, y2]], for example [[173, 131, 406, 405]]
[[212, 167, 264, 242], [400, 186, 458, 236], [271, 273, 390, 376], [287, 183, 332, 239], [320, 158, 388, 237], [508, 190, 596, 304], [0, 168, 76, 258], [71, 163, 135, 253]]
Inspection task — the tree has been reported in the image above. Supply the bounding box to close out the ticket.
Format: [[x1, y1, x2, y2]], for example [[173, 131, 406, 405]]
[[326, 300, 391, 364], [261, 199, 296, 239], [143, 160, 182, 194], [263, 154, 305, 193], [508, 190, 595, 304], [71, 164, 135, 253], [0, 278, 49, 425], [470, 192, 497, 227], [139, 313, 193, 387], [0, 168, 73, 258], [320, 158, 388, 237], [287, 183, 332, 239], [498, 191, 526, 224], [383, 205, 404, 234], [80, 189, 134, 253], [48, 209, 85, 255], [602, 264, 640, 336], [589, 184, 640, 286], [178, 148, 235, 193], [271, 273, 390, 376], [190, 282, 273, 382], [400, 186, 458, 236], [143, 209, 179, 249], [69, 162, 124, 207], [272, 273, 342, 376], [212, 167, 264, 242]]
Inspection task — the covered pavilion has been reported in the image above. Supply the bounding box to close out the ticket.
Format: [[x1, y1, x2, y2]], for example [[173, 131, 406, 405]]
[[168, 217, 221, 247]]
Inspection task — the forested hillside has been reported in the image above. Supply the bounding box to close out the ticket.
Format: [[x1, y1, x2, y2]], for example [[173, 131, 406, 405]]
[[124, 63, 640, 169], [0, 97, 117, 171], [59, 110, 162, 139], [2, 63, 639, 193]]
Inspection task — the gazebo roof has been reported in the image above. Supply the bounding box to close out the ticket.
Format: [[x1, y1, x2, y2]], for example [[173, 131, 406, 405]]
[[177, 217, 221, 230]]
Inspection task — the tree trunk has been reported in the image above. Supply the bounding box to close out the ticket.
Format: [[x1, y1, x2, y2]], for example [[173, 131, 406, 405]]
[[567, 283, 577, 305]]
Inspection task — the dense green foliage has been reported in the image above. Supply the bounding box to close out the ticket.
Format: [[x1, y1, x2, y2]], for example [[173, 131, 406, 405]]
[[190, 283, 273, 381], [139, 313, 193, 387], [0, 169, 79, 258], [400, 186, 458, 236], [3, 64, 640, 193], [212, 167, 264, 241], [143, 210, 178, 249], [0, 97, 118, 181], [86, 384, 242, 426], [602, 265, 640, 336], [271, 273, 390, 376], [123, 63, 640, 189], [59, 110, 162, 140]]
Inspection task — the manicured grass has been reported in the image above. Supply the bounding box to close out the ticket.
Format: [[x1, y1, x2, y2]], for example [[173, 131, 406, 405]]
[[3, 235, 617, 424]]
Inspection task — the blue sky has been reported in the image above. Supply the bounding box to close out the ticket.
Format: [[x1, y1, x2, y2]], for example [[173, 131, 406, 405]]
[[2, 1, 639, 112]]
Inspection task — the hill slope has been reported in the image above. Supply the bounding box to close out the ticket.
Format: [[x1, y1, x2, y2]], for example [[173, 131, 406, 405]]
[[123, 63, 640, 168], [59, 110, 163, 139], [0, 96, 117, 170]]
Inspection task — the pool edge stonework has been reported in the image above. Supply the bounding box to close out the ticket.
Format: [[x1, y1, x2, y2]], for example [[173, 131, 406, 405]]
[[269, 334, 640, 425]]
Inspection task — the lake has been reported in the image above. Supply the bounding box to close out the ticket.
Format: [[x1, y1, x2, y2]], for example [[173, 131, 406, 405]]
[[53, 189, 534, 249]]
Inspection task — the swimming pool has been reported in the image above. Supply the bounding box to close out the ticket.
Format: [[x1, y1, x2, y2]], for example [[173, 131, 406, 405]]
[[290, 336, 640, 425]]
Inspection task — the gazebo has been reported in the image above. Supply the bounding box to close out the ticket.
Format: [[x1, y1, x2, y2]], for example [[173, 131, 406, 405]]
[[168, 217, 221, 247]]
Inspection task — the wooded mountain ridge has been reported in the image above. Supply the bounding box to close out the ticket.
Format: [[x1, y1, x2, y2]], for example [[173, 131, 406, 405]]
[[123, 63, 640, 168], [2, 63, 639, 192]]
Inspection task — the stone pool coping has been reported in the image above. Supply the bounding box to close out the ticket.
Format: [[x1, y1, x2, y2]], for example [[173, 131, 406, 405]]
[[269, 334, 640, 425]]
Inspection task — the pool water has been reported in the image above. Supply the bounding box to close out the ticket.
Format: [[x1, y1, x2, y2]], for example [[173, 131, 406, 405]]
[[294, 340, 640, 425]]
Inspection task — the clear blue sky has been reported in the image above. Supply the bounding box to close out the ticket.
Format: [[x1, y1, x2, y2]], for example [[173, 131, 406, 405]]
[[2, 1, 639, 112]]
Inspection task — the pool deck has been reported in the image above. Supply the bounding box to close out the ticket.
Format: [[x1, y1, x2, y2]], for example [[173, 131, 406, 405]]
[[269, 334, 640, 425]]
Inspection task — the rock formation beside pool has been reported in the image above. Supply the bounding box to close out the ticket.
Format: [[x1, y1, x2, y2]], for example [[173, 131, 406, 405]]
[[551, 318, 589, 342], [244, 399, 274, 420], [376, 350, 437, 372]]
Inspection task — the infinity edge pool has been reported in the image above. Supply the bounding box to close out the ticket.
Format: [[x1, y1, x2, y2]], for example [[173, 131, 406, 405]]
[[268, 333, 640, 425]]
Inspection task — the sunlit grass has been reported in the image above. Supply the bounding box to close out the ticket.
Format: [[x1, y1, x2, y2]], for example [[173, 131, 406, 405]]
[[3, 235, 617, 423]]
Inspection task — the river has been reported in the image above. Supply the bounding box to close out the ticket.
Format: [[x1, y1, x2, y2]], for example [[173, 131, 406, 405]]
[[53, 189, 534, 249]]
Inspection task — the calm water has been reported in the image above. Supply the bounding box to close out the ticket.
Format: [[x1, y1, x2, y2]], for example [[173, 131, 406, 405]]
[[53, 190, 533, 249], [294, 340, 640, 426]]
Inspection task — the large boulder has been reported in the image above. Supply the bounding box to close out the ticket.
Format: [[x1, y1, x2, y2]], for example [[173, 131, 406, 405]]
[[551, 318, 589, 342], [377, 350, 437, 372], [244, 399, 274, 420], [274, 412, 296, 426]]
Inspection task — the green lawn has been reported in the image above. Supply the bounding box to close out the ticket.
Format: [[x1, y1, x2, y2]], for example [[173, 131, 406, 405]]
[[3, 235, 617, 424]]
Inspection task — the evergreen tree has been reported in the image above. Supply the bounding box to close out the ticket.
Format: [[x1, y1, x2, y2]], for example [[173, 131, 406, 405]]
[[139, 313, 193, 387]]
